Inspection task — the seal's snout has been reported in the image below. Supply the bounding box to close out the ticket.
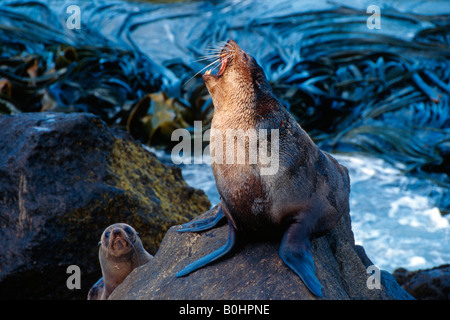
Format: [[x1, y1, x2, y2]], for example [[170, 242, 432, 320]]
[[203, 39, 238, 79], [226, 39, 238, 47], [223, 39, 251, 67], [113, 228, 121, 236]]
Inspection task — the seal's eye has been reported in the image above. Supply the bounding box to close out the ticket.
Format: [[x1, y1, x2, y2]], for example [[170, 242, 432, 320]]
[[105, 231, 110, 238], [124, 226, 132, 234]]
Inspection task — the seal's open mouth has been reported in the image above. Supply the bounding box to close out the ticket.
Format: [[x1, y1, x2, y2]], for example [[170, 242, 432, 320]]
[[205, 51, 228, 77]]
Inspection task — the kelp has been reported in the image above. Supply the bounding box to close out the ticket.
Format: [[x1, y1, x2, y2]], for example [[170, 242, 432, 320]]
[[127, 91, 191, 145], [0, 0, 448, 189], [0, 35, 163, 126]]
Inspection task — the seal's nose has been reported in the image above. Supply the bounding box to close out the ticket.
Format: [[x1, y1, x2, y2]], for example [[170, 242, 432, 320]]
[[113, 229, 121, 236], [226, 39, 238, 49]]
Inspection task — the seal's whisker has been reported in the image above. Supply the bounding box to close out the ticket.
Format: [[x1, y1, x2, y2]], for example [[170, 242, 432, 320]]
[[183, 58, 221, 88], [206, 41, 227, 50], [204, 49, 225, 55], [183, 41, 233, 88], [122, 235, 143, 266], [201, 51, 223, 59], [129, 240, 142, 266], [208, 61, 221, 74], [211, 45, 234, 54], [205, 41, 234, 55], [196, 58, 221, 74], [196, 48, 233, 63], [193, 54, 221, 62], [222, 42, 234, 52], [203, 49, 222, 55], [197, 52, 220, 57], [204, 47, 223, 52]]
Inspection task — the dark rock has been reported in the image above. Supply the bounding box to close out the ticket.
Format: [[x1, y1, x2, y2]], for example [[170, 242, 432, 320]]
[[110, 205, 413, 300], [0, 112, 210, 300], [393, 265, 450, 300]]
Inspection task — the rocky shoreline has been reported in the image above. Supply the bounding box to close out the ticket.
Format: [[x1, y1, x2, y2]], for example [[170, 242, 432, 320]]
[[109, 205, 413, 300], [0, 112, 447, 300], [393, 265, 450, 300], [0, 112, 210, 300]]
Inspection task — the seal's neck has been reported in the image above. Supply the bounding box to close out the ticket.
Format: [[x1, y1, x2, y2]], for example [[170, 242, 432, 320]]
[[212, 90, 280, 131]]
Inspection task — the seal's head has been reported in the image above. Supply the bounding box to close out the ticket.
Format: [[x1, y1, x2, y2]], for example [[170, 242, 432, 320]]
[[203, 40, 272, 111], [90, 222, 152, 300], [100, 223, 138, 258]]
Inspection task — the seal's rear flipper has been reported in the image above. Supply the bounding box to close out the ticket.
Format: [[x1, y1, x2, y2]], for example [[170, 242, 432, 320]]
[[176, 221, 236, 277], [279, 222, 323, 297], [177, 206, 226, 233]]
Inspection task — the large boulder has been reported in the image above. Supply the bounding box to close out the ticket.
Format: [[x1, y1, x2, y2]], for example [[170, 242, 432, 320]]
[[0, 112, 210, 300], [110, 205, 413, 300]]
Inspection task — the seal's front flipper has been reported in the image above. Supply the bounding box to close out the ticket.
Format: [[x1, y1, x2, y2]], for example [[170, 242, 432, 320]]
[[87, 277, 104, 300], [177, 206, 226, 233], [176, 221, 236, 277], [279, 222, 323, 297]]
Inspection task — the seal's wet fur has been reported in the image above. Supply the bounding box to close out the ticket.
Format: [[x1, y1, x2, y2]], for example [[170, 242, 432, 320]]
[[176, 40, 350, 297]]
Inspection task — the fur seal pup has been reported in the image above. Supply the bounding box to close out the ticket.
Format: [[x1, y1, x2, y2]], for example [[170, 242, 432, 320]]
[[176, 40, 350, 297], [88, 223, 153, 300]]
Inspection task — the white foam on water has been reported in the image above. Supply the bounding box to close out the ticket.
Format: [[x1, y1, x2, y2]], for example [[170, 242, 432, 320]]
[[336, 154, 449, 272]]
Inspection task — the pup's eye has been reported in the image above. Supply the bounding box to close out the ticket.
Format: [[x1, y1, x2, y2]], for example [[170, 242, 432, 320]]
[[105, 231, 110, 238], [124, 226, 132, 234]]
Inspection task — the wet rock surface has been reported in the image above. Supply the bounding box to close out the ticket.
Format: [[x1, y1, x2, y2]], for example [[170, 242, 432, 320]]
[[0, 112, 210, 299], [110, 205, 413, 300]]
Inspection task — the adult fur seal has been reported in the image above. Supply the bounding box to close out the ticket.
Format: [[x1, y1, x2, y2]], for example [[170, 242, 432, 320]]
[[88, 223, 153, 300], [176, 40, 350, 297]]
